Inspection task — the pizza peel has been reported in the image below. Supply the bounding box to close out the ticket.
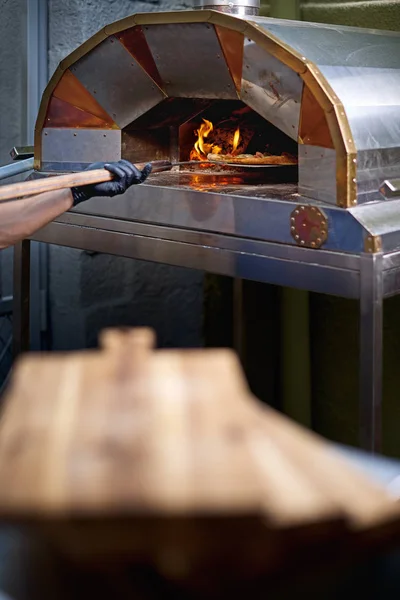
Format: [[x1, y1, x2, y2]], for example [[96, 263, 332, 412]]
[[0, 159, 297, 203]]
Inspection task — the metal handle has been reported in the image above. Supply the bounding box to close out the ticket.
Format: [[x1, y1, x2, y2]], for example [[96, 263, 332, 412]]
[[0, 158, 34, 182], [379, 179, 400, 200], [10, 146, 34, 161]]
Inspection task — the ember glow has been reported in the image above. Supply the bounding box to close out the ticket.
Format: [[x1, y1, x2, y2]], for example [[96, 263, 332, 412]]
[[190, 118, 241, 161]]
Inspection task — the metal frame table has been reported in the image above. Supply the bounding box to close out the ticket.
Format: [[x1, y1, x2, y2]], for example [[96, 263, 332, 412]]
[[12, 208, 400, 454]]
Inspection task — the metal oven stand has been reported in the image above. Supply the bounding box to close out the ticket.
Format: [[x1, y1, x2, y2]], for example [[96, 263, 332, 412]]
[[12, 212, 400, 453]]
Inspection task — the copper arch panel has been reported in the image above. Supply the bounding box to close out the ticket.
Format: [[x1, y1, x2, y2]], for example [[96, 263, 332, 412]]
[[45, 96, 116, 129], [53, 70, 117, 127], [215, 26, 244, 93], [116, 26, 163, 89], [299, 85, 334, 149]]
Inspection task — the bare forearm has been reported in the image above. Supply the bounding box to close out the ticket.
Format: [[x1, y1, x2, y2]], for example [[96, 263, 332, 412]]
[[0, 189, 73, 249], [0, 160, 151, 249]]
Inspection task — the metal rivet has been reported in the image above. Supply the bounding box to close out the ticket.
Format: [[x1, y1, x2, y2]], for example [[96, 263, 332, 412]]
[[317, 238, 321, 244], [44, 132, 47, 135], [103, 134, 106, 137], [73, 133, 77, 136], [352, 199, 357, 205], [321, 229, 326, 235], [352, 178, 357, 183], [295, 234, 300, 240], [294, 210, 299, 215], [302, 223, 307, 228], [300, 206, 305, 211], [348, 139, 352, 143], [353, 158, 357, 163], [311, 242, 316, 248], [216, 54, 220, 59], [321, 221, 326, 226], [290, 217, 295, 223], [291, 226, 295, 231], [311, 206, 316, 211], [300, 240, 305, 245]]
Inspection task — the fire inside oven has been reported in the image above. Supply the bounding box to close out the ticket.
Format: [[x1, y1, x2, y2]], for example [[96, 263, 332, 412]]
[[121, 99, 298, 189]]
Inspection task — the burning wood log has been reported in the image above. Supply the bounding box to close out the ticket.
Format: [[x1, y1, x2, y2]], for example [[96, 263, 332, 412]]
[[189, 117, 255, 160]]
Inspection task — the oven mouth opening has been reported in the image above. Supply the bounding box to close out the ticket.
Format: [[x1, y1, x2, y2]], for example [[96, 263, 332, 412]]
[[122, 99, 298, 190]]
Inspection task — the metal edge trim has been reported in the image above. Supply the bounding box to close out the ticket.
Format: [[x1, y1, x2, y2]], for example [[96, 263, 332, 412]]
[[34, 65, 65, 168], [105, 10, 213, 33], [364, 235, 383, 254], [59, 29, 109, 71], [305, 64, 357, 208]]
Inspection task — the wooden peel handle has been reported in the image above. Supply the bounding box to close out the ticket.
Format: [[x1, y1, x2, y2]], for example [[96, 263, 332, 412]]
[[0, 160, 171, 203]]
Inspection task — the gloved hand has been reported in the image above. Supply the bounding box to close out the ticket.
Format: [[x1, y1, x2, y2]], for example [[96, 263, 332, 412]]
[[71, 159, 152, 206]]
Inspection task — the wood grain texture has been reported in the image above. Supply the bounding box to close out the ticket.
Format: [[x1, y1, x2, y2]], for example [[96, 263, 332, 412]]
[[0, 327, 398, 566]]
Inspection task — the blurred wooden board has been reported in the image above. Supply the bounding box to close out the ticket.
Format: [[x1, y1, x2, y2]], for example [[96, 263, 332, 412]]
[[0, 327, 398, 577]]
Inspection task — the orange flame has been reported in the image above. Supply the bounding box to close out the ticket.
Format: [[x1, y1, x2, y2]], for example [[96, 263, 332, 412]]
[[232, 127, 240, 153], [193, 119, 213, 158], [190, 118, 241, 161]]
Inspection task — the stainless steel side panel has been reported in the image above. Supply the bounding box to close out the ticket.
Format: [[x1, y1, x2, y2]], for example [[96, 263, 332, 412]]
[[318, 66, 400, 152], [350, 198, 400, 253], [71, 179, 364, 253], [248, 17, 400, 69], [298, 145, 337, 205], [356, 147, 400, 204], [241, 40, 303, 141], [30, 214, 361, 299], [71, 36, 165, 128], [143, 23, 237, 99], [41, 128, 121, 165]]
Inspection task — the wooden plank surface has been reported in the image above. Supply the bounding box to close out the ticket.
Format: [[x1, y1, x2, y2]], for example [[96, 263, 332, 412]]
[[0, 327, 398, 540]]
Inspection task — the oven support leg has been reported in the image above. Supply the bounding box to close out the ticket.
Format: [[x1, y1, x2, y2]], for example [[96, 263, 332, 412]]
[[359, 252, 384, 453], [233, 278, 246, 366], [13, 239, 31, 358]]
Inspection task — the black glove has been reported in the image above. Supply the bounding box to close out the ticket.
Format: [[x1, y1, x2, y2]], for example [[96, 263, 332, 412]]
[[71, 159, 152, 206]]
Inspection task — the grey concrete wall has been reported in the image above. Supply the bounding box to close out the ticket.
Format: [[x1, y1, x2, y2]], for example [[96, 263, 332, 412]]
[[0, 0, 27, 298], [0, 0, 26, 170], [0, 0, 27, 381], [47, 0, 204, 350]]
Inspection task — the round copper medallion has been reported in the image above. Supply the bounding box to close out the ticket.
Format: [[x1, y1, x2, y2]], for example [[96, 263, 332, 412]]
[[290, 205, 328, 249]]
